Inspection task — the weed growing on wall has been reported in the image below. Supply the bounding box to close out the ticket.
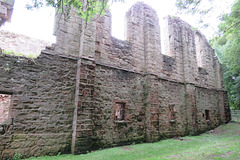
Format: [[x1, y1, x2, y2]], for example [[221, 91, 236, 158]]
[[2, 50, 38, 59]]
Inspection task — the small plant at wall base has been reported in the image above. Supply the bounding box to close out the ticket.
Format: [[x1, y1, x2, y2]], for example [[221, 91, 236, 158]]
[[12, 153, 21, 160]]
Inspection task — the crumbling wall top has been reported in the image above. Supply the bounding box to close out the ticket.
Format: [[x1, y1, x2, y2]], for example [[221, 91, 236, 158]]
[[52, 1, 224, 90]]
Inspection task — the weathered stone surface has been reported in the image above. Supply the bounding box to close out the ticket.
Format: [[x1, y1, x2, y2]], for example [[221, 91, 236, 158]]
[[0, 1, 14, 27], [0, 52, 76, 158], [0, 94, 11, 123], [0, 1, 231, 159]]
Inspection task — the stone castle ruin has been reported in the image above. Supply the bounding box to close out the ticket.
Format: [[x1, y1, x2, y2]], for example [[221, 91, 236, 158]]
[[0, 2, 231, 159]]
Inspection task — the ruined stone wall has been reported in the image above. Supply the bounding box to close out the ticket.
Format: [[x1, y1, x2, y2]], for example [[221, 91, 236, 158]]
[[0, 1, 231, 159], [0, 30, 51, 56], [0, 94, 11, 123], [92, 65, 145, 148], [74, 63, 229, 150], [53, 8, 81, 58], [69, 2, 230, 152], [0, 50, 77, 159]]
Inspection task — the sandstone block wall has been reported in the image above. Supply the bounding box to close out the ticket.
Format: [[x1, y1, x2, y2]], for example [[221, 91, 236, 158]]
[[0, 50, 77, 159], [0, 2, 231, 159], [0, 94, 11, 123]]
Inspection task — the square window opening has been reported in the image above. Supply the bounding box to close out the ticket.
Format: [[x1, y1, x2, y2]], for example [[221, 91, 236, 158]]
[[0, 94, 11, 124], [115, 102, 125, 121]]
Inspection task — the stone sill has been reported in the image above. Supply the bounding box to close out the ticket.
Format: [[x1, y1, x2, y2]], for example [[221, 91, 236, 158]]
[[115, 120, 128, 124]]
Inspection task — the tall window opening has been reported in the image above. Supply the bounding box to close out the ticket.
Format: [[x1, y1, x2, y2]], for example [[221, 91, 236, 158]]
[[195, 33, 203, 67], [0, 94, 11, 124], [115, 102, 125, 121], [205, 109, 210, 120], [160, 18, 172, 56], [169, 104, 176, 121]]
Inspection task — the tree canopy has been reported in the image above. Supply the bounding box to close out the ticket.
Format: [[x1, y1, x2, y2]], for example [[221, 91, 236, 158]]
[[211, 0, 240, 110], [26, 0, 123, 22]]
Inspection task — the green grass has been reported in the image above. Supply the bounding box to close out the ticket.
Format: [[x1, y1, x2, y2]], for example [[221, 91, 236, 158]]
[[25, 122, 240, 160]]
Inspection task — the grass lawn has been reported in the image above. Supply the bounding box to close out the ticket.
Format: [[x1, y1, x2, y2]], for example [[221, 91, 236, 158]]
[[25, 122, 240, 160]]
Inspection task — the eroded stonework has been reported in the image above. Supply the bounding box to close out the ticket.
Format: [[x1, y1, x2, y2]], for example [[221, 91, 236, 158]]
[[0, 0, 14, 27], [0, 2, 231, 159]]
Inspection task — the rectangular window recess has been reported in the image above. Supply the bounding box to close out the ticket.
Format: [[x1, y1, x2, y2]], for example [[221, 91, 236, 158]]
[[169, 105, 176, 121], [205, 109, 210, 120], [0, 94, 11, 124], [115, 102, 125, 121]]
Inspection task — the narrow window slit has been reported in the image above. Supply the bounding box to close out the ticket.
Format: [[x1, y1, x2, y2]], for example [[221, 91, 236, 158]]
[[0, 94, 11, 124], [205, 110, 210, 120]]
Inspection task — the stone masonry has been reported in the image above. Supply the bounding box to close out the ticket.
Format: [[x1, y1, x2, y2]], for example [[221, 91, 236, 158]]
[[0, 0, 14, 27], [0, 2, 231, 159]]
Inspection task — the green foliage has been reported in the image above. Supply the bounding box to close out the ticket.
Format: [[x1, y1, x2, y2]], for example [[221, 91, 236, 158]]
[[12, 153, 22, 160], [3, 50, 24, 57], [175, 0, 232, 31], [212, 0, 240, 110], [176, 0, 201, 11], [191, 27, 198, 31], [2, 50, 38, 59], [26, 0, 124, 23], [175, 0, 213, 17]]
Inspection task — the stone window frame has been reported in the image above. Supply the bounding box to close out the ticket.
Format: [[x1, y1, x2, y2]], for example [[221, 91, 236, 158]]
[[0, 91, 13, 125], [112, 100, 129, 123]]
